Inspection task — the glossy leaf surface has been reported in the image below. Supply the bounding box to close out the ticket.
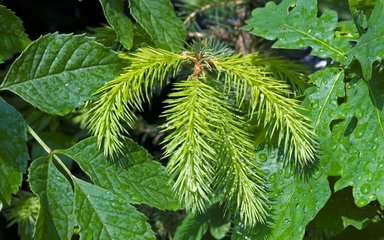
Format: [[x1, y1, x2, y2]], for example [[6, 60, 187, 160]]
[[1, 33, 124, 115], [128, 0, 186, 51], [0, 97, 28, 204], [29, 156, 75, 240], [74, 178, 155, 240], [244, 0, 350, 62], [59, 137, 178, 210], [0, 4, 30, 63]]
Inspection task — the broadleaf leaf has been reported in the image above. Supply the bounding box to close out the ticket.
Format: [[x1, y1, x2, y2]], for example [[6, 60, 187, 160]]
[[28, 156, 75, 240], [350, 0, 384, 79], [73, 178, 155, 240], [0, 4, 30, 63], [332, 78, 384, 207], [128, 0, 186, 51], [303, 66, 384, 208], [0, 97, 28, 204], [303, 67, 346, 176], [313, 187, 381, 238], [1, 33, 124, 115], [234, 150, 331, 240], [98, 0, 134, 49], [59, 137, 178, 210], [244, 0, 350, 62]]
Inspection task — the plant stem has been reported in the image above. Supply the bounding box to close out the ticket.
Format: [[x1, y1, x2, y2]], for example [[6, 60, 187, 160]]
[[27, 125, 74, 181], [183, 0, 247, 25], [27, 125, 52, 153]]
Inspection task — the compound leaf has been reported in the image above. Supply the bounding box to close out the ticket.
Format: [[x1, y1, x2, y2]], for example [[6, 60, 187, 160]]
[[128, 0, 186, 51], [28, 156, 75, 240], [59, 137, 178, 210], [0, 97, 28, 204], [0, 4, 30, 63], [350, 0, 384, 79], [73, 178, 155, 240], [1, 33, 124, 115], [244, 0, 350, 62], [98, 0, 134, 49]]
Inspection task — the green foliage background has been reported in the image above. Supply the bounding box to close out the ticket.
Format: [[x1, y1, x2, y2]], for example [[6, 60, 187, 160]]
[[1, 0, 384, 239]]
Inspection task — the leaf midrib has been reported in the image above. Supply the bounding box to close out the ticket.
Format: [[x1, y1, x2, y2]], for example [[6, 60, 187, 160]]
[[2, 62, 121, 89], [77, 182, 114, 240], [313, 71, 344, 131], [283, 24, 346, 60]]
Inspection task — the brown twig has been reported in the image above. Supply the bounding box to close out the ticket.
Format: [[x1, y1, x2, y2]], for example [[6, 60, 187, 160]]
[[183, 0, 247, 25]]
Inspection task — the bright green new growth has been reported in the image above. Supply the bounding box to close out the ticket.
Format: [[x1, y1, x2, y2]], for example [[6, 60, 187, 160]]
[[212, 54, 317, 169], [87, 48, 185, 158], [86, 42, 317, 226]]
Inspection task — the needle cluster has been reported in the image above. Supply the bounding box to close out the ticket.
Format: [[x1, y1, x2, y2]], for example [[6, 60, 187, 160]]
[[86, 41, 317, 227]]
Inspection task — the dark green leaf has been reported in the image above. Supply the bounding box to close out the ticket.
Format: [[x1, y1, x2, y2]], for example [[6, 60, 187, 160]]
[[1, 33, 124, 115], [0, 97, 28, 204], [73, 178, 155, 240], [244, 0, 350, 62], [313, 187, 381, 238], [329, 220, 384, 240], [59, 137, 178, 210], [174, 204, 230, 240], [236, 150, 331, 240], [29, 156, 75, 240], [174, 215, 208, 240], [350, 0, 384, 79], [128, 0, 186, 51], [0, 4, 30, 63], [98, 0, 134, 49]]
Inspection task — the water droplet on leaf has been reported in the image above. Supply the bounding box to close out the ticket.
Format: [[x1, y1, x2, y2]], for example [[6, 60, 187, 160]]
[[360, 183, 371, 194], [269, 173, 277, 182], [259, 153, 267, 162]]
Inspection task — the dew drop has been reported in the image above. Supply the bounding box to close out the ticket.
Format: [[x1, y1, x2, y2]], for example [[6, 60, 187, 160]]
[[259, 153, 267, 162], [356, 197, 369, 207], [360, 183, 371, 194], [354, 130, 364, 138], [269, 173, 277, 182]]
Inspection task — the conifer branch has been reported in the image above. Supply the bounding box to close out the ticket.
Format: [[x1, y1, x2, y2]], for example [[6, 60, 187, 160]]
[[213, 93, 269, 226], [87, 47, 187, 158], [162, 78, 268, 225], [162, 79, 220, 213], [212, 54, 317, 169]]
